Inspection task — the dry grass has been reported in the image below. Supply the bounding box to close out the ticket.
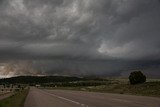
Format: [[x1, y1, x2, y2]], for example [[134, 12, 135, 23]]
[[0, 88, 29, 107]]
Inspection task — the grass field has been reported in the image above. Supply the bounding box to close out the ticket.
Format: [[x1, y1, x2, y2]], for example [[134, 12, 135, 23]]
[[0, 88, 29, 107], [42, 79, 160, 97]]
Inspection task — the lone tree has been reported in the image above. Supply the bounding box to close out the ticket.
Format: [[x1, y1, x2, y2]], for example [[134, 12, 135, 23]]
[[129, 71, 146, 85]]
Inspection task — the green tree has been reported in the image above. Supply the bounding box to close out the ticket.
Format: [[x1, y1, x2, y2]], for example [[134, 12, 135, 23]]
[[129, 71, 146, 84]]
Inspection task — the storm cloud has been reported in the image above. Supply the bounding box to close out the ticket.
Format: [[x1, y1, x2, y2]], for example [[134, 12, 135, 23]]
[[0, 0, 160, 77]]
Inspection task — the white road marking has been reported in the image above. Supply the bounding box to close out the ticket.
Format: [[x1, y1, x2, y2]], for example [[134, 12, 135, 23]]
[[51, 94, 80, 105], [40, 89, 89, 107]]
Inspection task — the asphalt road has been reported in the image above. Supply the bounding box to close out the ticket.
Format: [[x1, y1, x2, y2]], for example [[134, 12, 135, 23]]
[[24, 87, 160, 107]]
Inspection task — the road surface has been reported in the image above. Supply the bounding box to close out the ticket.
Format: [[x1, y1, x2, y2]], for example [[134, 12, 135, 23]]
[[24, 87, 160, 107]]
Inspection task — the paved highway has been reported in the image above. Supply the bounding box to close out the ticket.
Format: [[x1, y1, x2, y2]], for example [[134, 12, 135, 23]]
[[24, 87, 160, 107]]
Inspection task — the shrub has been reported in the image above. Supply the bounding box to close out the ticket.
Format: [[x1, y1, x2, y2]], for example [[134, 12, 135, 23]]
[[129, 71, 146, 85]]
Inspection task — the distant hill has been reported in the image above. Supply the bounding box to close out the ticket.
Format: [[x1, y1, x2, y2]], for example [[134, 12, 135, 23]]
[[0, 76, 84, 84]]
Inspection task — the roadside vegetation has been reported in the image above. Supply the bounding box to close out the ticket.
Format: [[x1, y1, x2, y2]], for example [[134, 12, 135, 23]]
[[0, 72, 160, 98], [129, 71, 146, 84], [41, 79, 160, 97], [0, 87, 29, 107], [40, 71, 160, 97]]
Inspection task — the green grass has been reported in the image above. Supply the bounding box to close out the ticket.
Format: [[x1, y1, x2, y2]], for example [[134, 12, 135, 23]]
[[0, 88, 29, 107], [43, 79, 160, 97], [85, 81, 160, 97]]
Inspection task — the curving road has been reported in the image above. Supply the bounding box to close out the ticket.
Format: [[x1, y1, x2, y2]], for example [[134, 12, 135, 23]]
[[24, 87, 160, 107]]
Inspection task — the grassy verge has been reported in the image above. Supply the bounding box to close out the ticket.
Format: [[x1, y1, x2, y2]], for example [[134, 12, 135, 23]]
[[80, 81, 160, 97], [0, 88, 29, 107], [42, 80, 160, 97]]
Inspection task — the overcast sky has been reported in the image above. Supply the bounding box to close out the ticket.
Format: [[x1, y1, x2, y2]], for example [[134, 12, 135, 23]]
[[0, 0, 160, 77]]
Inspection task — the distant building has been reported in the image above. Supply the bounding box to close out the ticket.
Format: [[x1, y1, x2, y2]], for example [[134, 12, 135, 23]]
[[35, 84, 41, 88]]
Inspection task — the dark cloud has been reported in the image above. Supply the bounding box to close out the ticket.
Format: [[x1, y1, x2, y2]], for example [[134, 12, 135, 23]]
[[0, 0, 160, 77]]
